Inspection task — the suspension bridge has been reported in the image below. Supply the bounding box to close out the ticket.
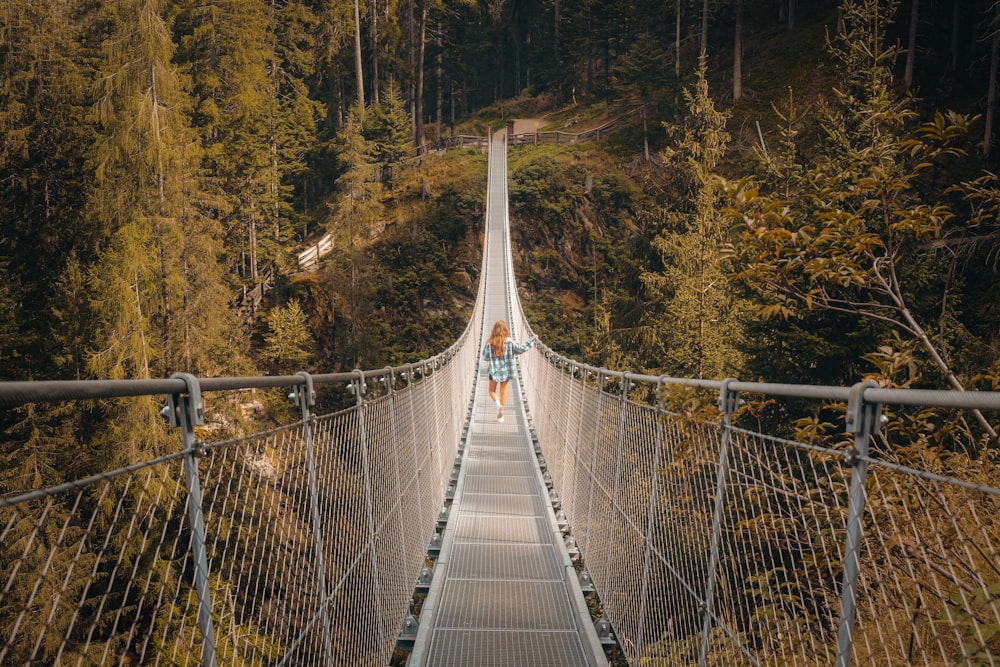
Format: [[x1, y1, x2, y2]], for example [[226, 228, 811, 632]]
[[2, 133, 999, 667]]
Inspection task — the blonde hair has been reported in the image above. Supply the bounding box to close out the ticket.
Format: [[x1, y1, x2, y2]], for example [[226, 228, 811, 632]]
[[487, 320, 510, 357]]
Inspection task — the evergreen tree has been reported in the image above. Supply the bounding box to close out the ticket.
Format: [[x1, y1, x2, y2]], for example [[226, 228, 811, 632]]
[[327, 104, 384, 364], [263, 299, 314, 373], [642, 60, 747, 379], [0, 0, 96, 378], [364, 81, 412, 186], [329, 104, 385, 247]]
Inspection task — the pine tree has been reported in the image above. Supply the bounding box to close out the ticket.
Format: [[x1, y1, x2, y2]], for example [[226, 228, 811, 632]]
[[0, 0, 96, 379], [365, 82, 412, 187], [330, 105, 385, 247], [327, 105, 384, 364], [263, 299, 314, 373], [642, 60, 747, 379]]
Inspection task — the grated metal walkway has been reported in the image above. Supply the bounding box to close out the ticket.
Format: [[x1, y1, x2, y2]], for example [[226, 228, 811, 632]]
[[408, 134, 607, 667]]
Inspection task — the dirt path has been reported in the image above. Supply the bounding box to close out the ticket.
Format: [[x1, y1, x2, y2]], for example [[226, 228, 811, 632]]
[[511, 118, 545, 133]]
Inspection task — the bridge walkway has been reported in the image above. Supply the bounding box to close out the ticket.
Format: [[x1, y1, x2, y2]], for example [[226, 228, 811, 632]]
[[407, 134, 608, 666]]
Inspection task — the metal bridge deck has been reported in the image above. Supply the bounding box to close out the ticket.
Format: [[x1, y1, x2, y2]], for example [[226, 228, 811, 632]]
[[408, 134, 607, 666]]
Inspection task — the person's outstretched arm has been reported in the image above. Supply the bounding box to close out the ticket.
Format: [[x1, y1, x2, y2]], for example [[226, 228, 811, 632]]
[[510, 337, 536, 355]]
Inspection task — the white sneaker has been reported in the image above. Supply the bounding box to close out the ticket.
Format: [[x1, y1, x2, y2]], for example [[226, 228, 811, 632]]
[[497, 405, 504, 421]]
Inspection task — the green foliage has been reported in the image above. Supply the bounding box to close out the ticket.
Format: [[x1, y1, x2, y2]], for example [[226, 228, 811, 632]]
[[641, 61, 748, 379], [507, 144, 660, 367], [943, 582, 1000, 666], [726, 0, 997, 442], [299, 147, 486, 373], [263, 299, 314, 373], [612, 32, 675, 106], [365, 83, 412, 187], [509, 153, 577, 226], [329, 104, 385, 246]]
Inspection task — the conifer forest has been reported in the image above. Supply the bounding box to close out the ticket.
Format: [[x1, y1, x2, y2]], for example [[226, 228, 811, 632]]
[[2, 0, 1000, 663]]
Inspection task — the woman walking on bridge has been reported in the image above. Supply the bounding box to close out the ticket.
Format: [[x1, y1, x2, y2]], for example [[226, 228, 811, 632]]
[[482, 320, 535, 422]]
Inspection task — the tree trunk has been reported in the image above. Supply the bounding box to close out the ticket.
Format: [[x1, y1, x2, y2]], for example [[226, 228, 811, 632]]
[[514, 31, 521, 92], [951, 0, 960, 73], [675, 0, 682, 78], [733, 0, 743, 101], [787, 0, 795, 29], [904, 0, 918, 89], [371, 0, 379, 104], [415, 5, 427, 147], [898, 305, 999, 443], [407, 0, 416, 143], [700, 0, 709, 58], [985, 0, 999, 158], [353, 0, 364, 108], [643, 107, 650, 163], [554, 0, 560, 66], [435, 24, 443, 144]]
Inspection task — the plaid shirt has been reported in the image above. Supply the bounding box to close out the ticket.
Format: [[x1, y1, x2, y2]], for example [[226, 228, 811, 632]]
[[481, 337, 535, 382]]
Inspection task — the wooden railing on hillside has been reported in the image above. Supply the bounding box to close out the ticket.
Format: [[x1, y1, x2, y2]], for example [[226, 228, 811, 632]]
[[238, 268, 275, 323], [508, 105, 645, 146], [411, 134, 489, 159], [296, 234, 333, 273]]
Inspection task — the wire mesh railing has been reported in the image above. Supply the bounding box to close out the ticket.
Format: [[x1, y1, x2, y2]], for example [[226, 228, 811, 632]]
[[516, 348, 1000, 666], [0, 360, 472, 666], [0, 222, 486, 667]]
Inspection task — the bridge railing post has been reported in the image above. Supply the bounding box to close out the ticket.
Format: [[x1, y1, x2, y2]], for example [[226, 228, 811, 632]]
[[698, 378, 739, 666], [291, 372, 334, 667], [635, 377, 667, 660], [352, 368, 389, 661], [581, 369, 606, 553], [601, 373, 631, 605], [162, 373, 217, 667], [835, 381, 882, 667]]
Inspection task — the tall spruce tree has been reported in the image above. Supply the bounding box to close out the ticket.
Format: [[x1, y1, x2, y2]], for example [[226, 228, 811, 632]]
[[0, 0, 95, 378], [87, 0, 239, 437], [327, 105, 383, 363], [642, 60, 747, 379], [365, 81, 412, 187]]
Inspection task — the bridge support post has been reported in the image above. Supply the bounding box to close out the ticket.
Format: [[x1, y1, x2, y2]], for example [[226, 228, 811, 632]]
[[835, 381, 882, 667], [635, 378, 667, 660], [353, 369, 389, 662], [601, 374, 631, 596], [163, 373, 217, 667], [698, 378, 740, 667], [581, 369, 607, 554], [293, 372, 335, 667]]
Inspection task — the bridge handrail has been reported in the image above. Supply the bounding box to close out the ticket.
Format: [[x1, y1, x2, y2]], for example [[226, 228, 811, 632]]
[[526, 346, 1000, 413], [0, 349, 468, 409]]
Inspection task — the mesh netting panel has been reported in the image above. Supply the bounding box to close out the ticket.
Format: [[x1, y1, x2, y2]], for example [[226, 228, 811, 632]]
[[518, 349, 1000, 666]]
